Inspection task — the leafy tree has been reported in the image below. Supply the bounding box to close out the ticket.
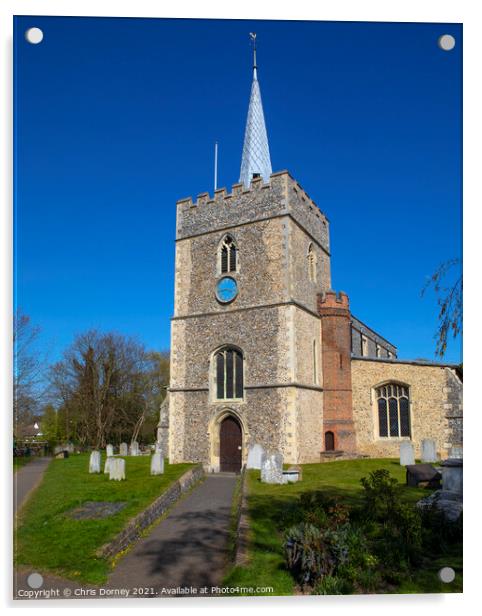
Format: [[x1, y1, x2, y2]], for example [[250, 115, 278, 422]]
[[422, 258, 462, 357]]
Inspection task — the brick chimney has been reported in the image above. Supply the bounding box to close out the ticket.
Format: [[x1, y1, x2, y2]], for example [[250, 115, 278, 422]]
[[318, 291, 357, 453]]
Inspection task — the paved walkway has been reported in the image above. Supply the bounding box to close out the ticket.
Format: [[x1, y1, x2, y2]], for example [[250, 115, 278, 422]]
[[14, 457, 52, 515], [107, 474, 237, 595]]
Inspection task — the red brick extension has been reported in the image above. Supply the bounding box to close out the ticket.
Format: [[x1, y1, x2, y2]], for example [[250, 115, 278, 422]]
[[318, 291, 357, 453]]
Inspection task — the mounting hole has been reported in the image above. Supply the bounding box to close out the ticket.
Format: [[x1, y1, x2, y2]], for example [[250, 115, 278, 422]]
[[25, 27, 44, 45], [438, 34, 455, 51]]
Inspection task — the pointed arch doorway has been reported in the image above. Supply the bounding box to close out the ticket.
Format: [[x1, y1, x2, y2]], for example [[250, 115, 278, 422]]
[[219, 415, 242, 472]]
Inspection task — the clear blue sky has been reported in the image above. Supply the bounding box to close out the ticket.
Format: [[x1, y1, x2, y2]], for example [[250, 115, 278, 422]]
[[14, 16, 462, 364]]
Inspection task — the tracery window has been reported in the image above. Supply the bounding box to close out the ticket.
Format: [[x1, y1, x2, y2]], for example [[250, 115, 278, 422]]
[[220, 235, 237, 273], [214, 347, 244, 400], [375, 383, 410, 438], [308, 243, 317, 282]]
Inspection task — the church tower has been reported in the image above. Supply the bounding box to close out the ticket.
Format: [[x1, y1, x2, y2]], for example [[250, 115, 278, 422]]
[[168, 37, 332, 469]]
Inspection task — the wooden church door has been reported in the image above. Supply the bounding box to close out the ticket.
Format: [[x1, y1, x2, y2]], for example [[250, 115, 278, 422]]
[[220, 416, 242, 472]]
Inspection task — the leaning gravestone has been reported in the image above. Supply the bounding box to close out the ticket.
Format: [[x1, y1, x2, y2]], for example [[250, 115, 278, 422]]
[[260, 452, 284, 484], [150, 452, 164, 475], [247, 443, 265, 469], [119, 442, 128, 456], [421, 438, 437, 463], [130, 441, 139, 456], [106, 444, 114, 457], [109, 458, 126, 481], [399, 441, 415, 466], [89, 450, 101, 474]]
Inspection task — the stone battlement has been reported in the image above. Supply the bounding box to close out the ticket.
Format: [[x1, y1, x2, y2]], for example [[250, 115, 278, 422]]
[[176, 170, 330, 253], [318, 290, 350, 311]]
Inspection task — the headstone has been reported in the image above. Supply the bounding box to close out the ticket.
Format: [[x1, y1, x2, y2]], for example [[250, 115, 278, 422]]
[[55, 450, 69, 459], [441, 458, 463, 495], [89, 450, 101, 473], [283, 465, 302, 483], [119, 442, 128, 456], [450, 446, 463, 459], [406, 464, 441, 488], [421, 438, 437, 463], [106, 444, 114, 457], [260, 452, 284, 484], [150, 452, 164, 475], [399, 441, 415, 466], [104, 457, 114, 474], [247, 443, 265, 469], [130, 441, 139, 456], [108, 458, 126, 481]]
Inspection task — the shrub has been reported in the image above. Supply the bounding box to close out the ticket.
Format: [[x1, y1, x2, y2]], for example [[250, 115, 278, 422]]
[[284, 497, 352, 587], [420, 502, 463, 553], [360, 469, 422, 567], [313, 575, 353, 595]]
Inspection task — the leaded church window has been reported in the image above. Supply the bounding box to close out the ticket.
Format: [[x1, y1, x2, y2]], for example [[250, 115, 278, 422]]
[[220, 235, 237, 273], [375, 384, 410, 438], [215, 347, 244, 400]]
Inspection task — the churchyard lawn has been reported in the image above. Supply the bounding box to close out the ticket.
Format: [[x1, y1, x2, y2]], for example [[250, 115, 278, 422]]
[[15, 453, 194, 584], [223, 458, 462, 595]]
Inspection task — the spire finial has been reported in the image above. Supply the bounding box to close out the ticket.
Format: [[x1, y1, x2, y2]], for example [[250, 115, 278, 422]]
[[250, 32, 257, 78], [239, 33, 272, 187]]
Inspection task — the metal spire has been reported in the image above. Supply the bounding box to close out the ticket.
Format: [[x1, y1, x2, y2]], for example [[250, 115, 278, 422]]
[[239, 33, 272, 187]]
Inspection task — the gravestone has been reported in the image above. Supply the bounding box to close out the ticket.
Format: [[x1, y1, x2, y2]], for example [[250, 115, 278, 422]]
[[104, 457, 114, 474], [450, 446, 463, 459], [283, 466, 302, 483], [89, 450, 101, 473], [109, 458, 126, 481], [68, 501, 127, 520], [119, 442, 128, 456], [399, 441, 415, 466], [441, 458, 463, 495], [106, 444, 114, 457], [247, 444, 265, 470], [406, 464, 441, 488], [260, 452, 284, 484], [130, 441, 139, 456], [150, 452, 164, 475], [421, 438, 437, 463]]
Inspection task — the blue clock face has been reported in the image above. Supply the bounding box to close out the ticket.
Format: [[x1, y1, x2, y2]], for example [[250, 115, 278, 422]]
[[216, 276, 238, 303]]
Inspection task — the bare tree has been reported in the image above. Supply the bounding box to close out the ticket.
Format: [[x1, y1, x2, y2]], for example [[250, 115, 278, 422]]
[[422, 258, 462, 357], [13, 309, 46, 432], [48, 330, 165, 447]]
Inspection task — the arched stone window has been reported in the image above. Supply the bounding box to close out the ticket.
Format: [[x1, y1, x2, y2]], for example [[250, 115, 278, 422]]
[[219, 235, 237, 274], [214, 347, 244, 400], [375, 383, 410, 438], [307, 243, 317, 282]]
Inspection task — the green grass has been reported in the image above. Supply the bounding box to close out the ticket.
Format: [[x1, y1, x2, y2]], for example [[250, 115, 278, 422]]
[[15, 453, 194, 584], [223, 459, 462, 595]]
